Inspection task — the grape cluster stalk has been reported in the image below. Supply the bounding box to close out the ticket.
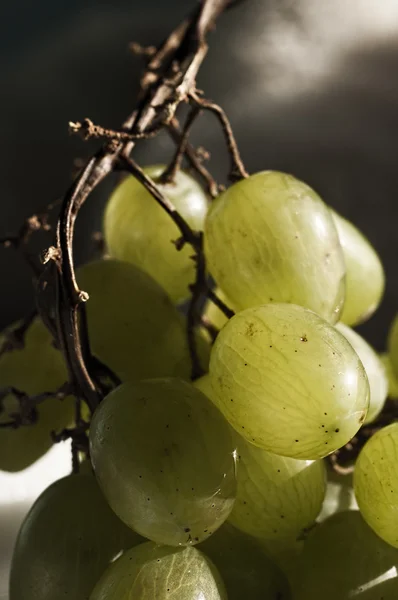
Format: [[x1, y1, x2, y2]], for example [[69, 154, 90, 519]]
[[3, 1, 398, 599]]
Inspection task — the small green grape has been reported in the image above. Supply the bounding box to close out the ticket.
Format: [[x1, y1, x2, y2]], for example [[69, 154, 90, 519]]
[[229, 432, 326, 545], [380, 353, 398, 400], [77, 259, 194, 382], [292, 511, 398, 599], [317, 467, 357, 522], [104, 166, 208, 302], [205, 171, 345, 323], [199, 523, 292, 600], [336, 323, 387, 423], [90, 542, 227, 600], [9, 473, 143, 600], [331, 209, 385, 326], [354, 423, 398, 548], [89, 378, 237, 546], [0, 318, 74, 472], [209, 303, 369, 459]]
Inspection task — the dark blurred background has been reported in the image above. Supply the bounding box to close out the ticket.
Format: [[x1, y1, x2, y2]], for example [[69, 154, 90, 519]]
[[1, 0, 398, 350]]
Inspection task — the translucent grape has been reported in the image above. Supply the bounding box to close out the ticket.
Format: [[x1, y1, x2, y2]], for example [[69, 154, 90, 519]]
[[387, 315, 398, 381], [199, 523, 292, 600], [292, 511, 398, 599], [317, 468, 357, 522], [9, 473, 143, 600], [0, 318, 74, 472], [354, 423, 398, 548], [336, 323, 387, 423], [90, 378, 237, 546], [380, 353, 398, 400], [331, 209, 385, 326], [104, 166, 208, 302], [229, 431, 326, 545], [205, 171, 345, 323], [77, 259, 194, 382], [90, 542, 226, 600], [209, 303, 369, 459]]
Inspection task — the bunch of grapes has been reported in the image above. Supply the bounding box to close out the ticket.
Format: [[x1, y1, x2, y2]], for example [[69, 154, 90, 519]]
[[3, 3, 398, 600]]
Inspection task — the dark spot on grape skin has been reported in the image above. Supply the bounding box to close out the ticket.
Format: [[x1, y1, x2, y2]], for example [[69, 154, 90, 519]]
[[269, 345, 273, 348], [184, 527, 191, 533], [295, 440, 299, 443], [300, 335, 308, 342], [230, 398, 234, 402], [244, 363, 248, 366], [335, 428, 340, 433], [194, 537, 199, 542], [321, 425, 325, 428], [324, 413, 328, 416]]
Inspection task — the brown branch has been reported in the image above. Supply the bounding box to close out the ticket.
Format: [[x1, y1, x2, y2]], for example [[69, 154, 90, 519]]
[[190, 90, 249, 181], [0, 383, 70, 428], [168, 117, 220, 198], [207, 287, 235, 318], [161, 106, 202, 183], [69, 118, 164, 143]]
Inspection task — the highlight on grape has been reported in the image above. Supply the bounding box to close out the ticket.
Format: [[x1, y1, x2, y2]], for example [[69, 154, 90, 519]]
[[2, 2, 397, 599]]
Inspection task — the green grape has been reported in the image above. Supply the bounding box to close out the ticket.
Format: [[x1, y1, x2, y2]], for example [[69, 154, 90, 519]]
[[336, 323, 387, 423], [104, 166, 208, 302], [228, 431, 326, 545], [90, 542, 226, 600], [193, 372, 213, 396], [9, 473, 143, 600], [331, 209, 385, 326], [354, 423, 398, 548], [77, 259, 194, 382], [89, 378, 237, 546], [210, 304, 369, 459], [292, 511, 398, 599], [209, 303, 369, 459], [198, 522, 292, 600], [0, 318, 74, 472], [380, 353, 398, 400], [204, 171, 345, 323], [317, 467, 357, 522]]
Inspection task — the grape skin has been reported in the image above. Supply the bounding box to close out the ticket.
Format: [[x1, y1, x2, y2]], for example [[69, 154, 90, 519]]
[[354, 423, 398, 549], [336, 323, 387, 424], [331, 209, 385, 327], [209, 303, 369, 459], [380, 353, 398, 400], [387, 315, 398, 383], [90, 542, 226, 600], [104, 166, 208, 303], [317, 467, 358, 523], [77, 259, 196, 382], [9, 473, 143, 600], [198, 522, 292, 600], [0, 318, 74, 472], [292, 511, 398, 599], [89, 378, 237, 547], [205, 171, 345, 323]]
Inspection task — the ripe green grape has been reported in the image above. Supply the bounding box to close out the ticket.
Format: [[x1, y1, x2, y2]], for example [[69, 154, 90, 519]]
[[209, 303, 369, 459], [90, 542, 226, 600], [336, 323, 387, 423], [89, 378, 237, 546], [331, 209, 385, 326], [9, 473, 143, 600], [204, 171, 345, 323], [77, 259, 194, 382], [199, 522, 292, 600], [104, 166, 208, 302], [0, 318, 74, 472], [292, 511, 398, 599], [354, 423, 398, 548], [387, 315, 398, 382], [317, 468, 357, 522], [380, 353, 398, 400], [229, 432, 326, 545]]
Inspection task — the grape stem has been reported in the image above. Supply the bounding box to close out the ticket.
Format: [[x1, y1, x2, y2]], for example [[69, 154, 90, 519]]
[[0, 383, 71, 428]]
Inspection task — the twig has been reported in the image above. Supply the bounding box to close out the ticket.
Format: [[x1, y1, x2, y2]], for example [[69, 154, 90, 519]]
[[69, 118, 164, 143], [161, 106, 202, 183], [168, 117, 220, 198], [187, 234, 207, 380], [0, 384, 70, 428], [190, 90, 249, 181], [207, 288, 235, 318]]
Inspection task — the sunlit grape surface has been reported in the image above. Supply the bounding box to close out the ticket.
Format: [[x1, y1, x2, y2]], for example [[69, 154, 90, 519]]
[[104, 166, 208, 302], [355, 423, 398, 548], [90, 542, 227, 600], [209, 303, 369, 459], [205, 171, 345, 322], [90, 378, 237, 546]]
